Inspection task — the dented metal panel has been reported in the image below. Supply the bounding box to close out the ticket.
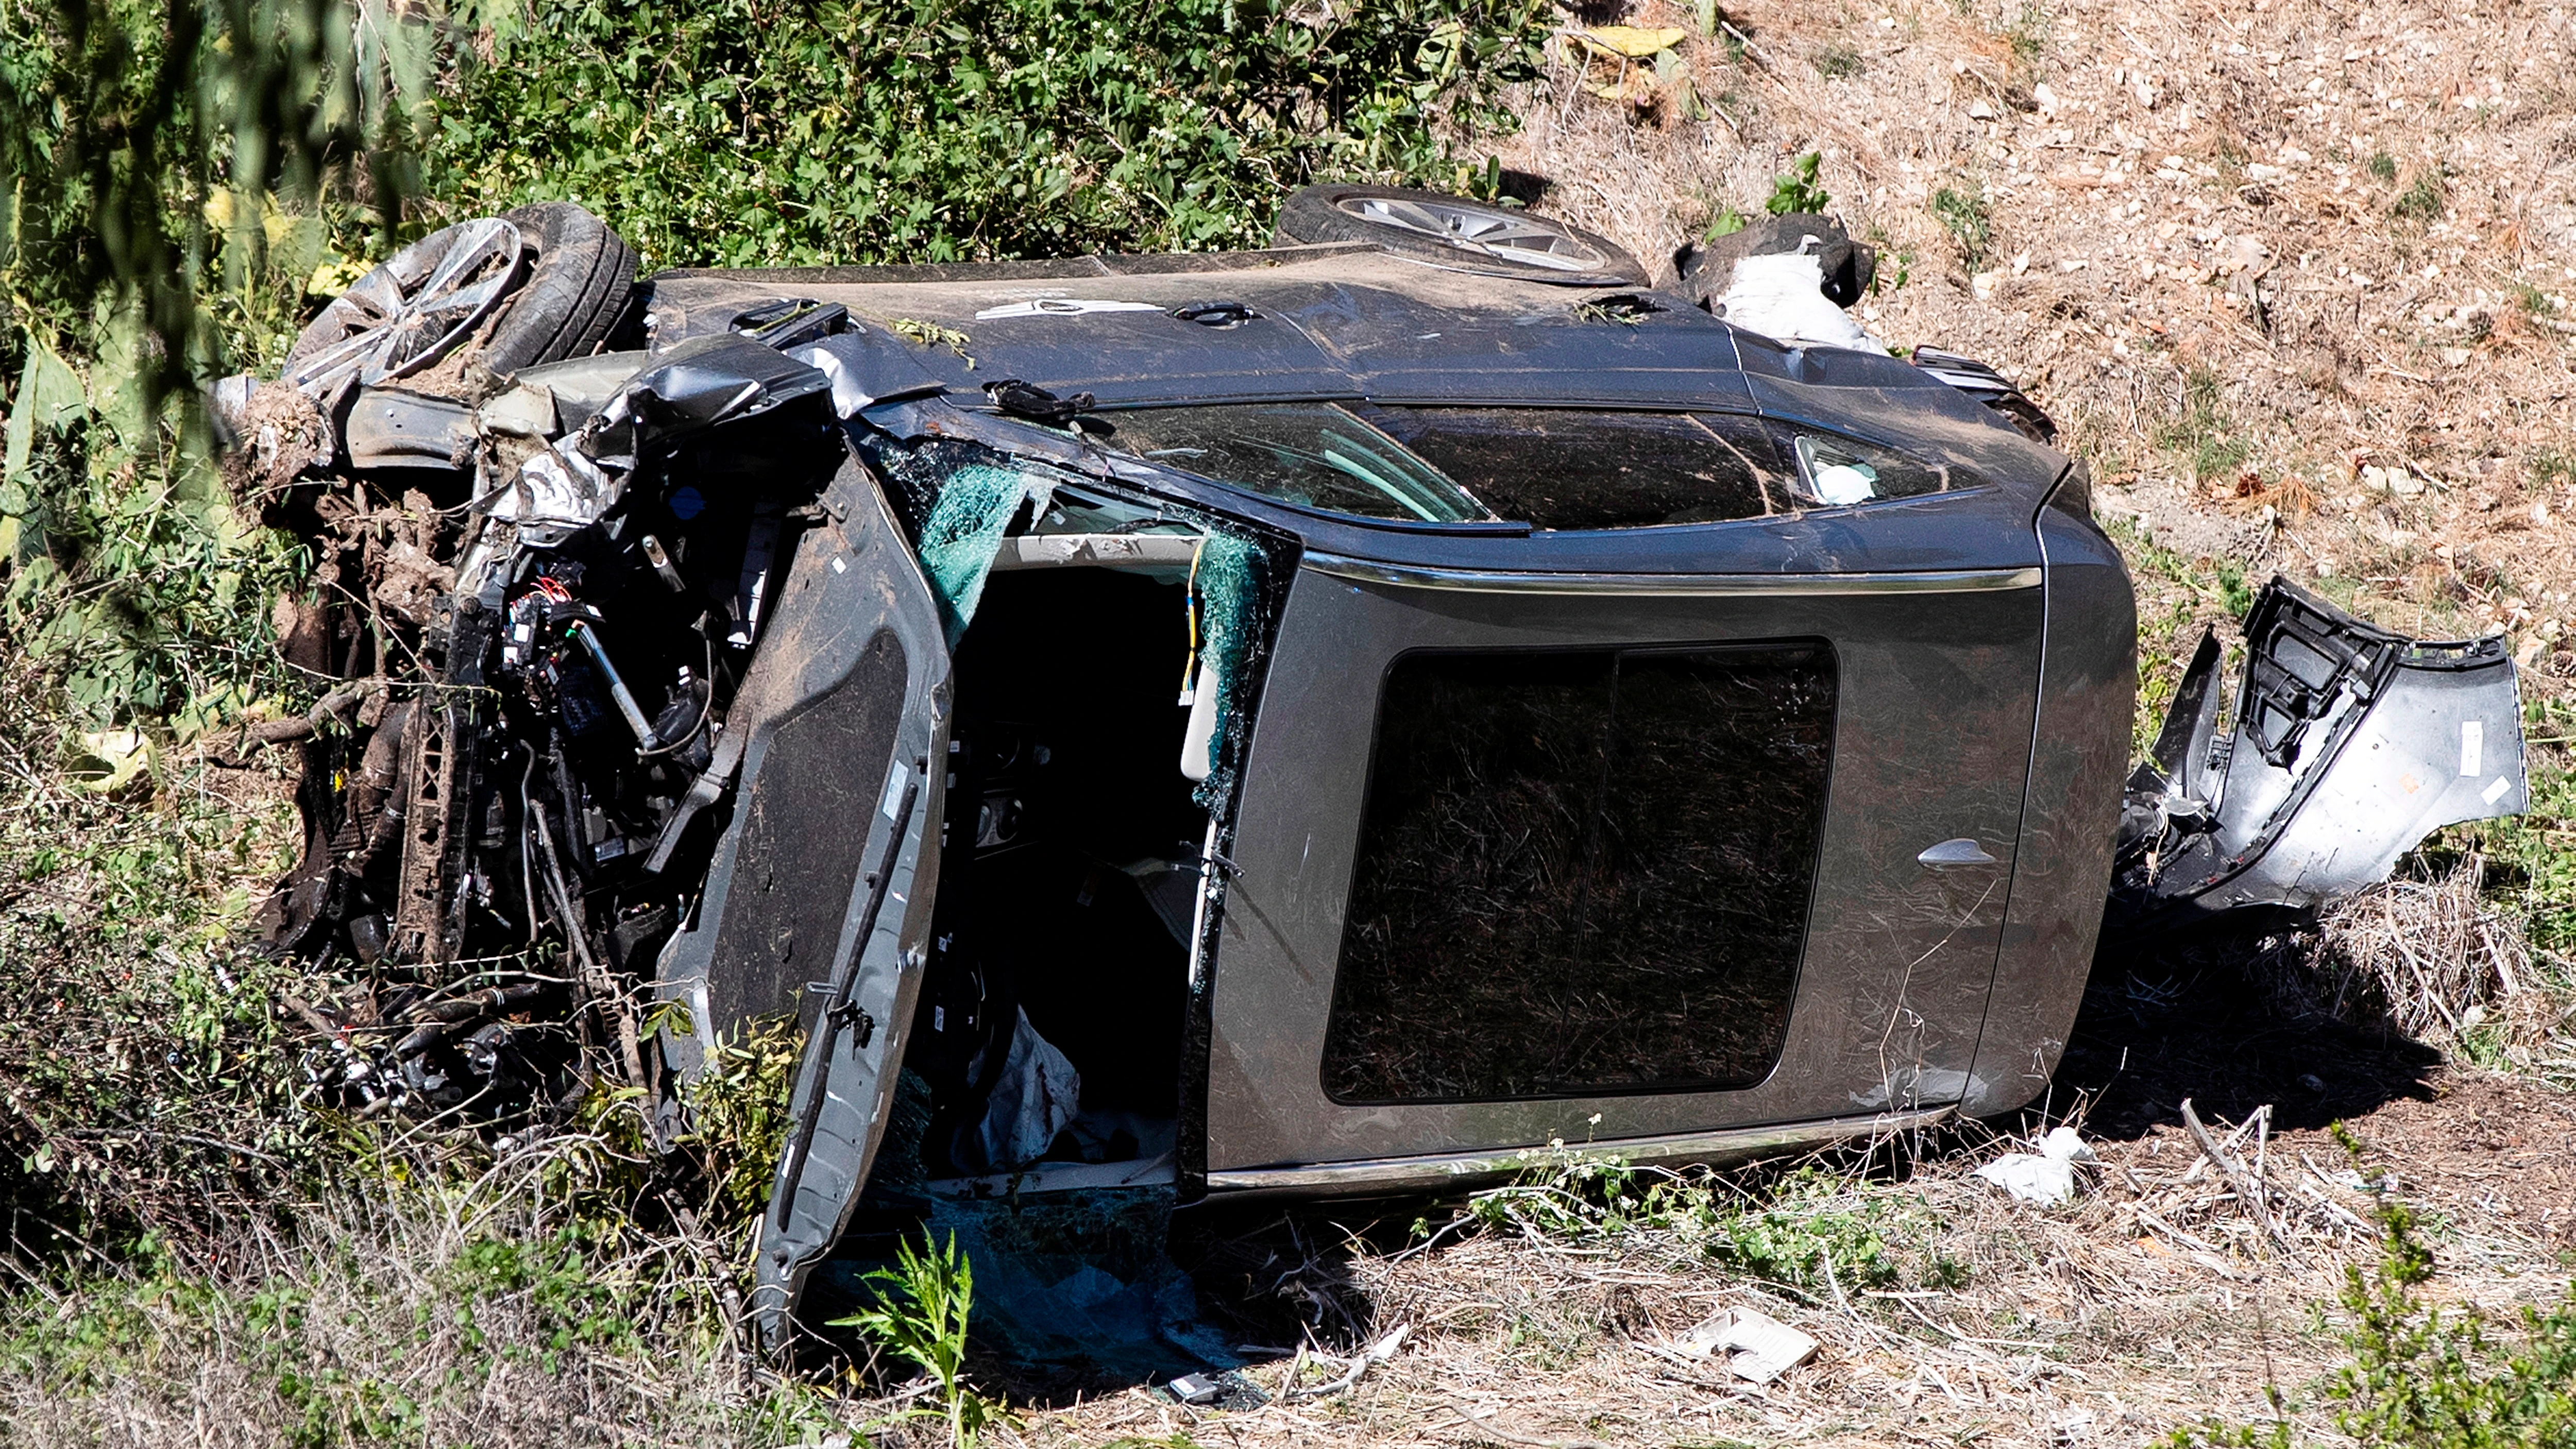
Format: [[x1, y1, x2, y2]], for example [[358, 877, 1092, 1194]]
[[2113, 578, 2527, 928], [650, 455, 952, 1341]]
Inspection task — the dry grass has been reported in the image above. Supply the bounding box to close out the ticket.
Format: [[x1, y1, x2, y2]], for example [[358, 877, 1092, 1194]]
[[2308, 856, 2566, 1050], [1496, 0, 2576, 668], [997, 1108, 2575, 1449], [0, 1157, 835, 1449]]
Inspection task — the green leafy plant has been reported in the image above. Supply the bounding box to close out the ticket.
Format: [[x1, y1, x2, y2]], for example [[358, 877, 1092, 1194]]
[[2171, 1125, 2576, 1447], [834, 1232, 990, 1447], [2368, 150, 2400, 182], [675, 1017, 805, 1226], [1766, 150, 1832, 214], [428, 0, 1553, 269], [1930, 184, 1992, 268]]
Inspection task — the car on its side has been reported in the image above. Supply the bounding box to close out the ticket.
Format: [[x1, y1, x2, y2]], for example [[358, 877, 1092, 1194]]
[[229, 192, 2524, 1340]]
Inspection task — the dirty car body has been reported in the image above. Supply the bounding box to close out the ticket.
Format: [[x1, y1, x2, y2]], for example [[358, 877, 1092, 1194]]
[[247, 230, 2522, 1342]]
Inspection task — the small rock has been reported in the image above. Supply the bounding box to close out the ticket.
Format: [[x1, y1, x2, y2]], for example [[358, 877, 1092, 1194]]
[[1968, 98, 1997, 120]]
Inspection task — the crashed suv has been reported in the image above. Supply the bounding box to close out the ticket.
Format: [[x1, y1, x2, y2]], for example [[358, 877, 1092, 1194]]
[[221, 192, 2528, 1339]]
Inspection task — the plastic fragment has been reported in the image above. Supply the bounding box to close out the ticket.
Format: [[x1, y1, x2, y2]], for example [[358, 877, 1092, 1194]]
[[1671, 1306, 1819, 1384], [1972, 1124, 2097, 1205]]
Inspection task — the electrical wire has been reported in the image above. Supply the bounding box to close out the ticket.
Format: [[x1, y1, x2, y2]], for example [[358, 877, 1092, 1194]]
[[636, 629, 717, 758]]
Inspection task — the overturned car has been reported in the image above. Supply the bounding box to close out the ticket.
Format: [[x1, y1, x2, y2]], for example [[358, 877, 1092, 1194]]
[[223, 192, 2528, 1340]]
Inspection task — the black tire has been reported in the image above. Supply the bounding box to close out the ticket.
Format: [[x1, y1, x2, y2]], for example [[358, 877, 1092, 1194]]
[[1272, 183, 1648, 286], [482, 202, 637, 375], [282, 204, 637, 391]]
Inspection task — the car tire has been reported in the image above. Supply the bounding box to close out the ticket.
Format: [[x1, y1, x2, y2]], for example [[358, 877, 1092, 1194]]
[[281, 203, 637, 397], [481, 202, 639, 375], [1272, 183, 1649, 285]]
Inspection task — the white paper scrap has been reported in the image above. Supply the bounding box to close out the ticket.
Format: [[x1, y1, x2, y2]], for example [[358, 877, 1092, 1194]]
[[2484, 775, 2511, 804], [1672, 1307, 1819, 1385], [2462, 719, 2483, 777]]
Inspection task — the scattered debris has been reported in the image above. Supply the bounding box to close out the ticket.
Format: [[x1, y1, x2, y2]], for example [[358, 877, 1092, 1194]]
[[1971, 1124, 2098, 1205], [1667, 1305, 1820, 1384], [1287, 1323, 1412, 1400]]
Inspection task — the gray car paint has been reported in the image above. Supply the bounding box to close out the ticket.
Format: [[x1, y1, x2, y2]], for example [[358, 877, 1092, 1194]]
[[633, 244, 2121, 1311], [1962, 478, 2138, 1115], [650, 452, 953, 1338], [1203, 547, 2045, 1174]]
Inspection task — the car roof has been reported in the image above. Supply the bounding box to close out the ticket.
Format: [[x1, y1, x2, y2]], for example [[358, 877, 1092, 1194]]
[[641, 242, 2065, 493]]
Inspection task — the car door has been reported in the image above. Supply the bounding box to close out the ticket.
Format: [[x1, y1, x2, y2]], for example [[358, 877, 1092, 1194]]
[[652, 451, 950, 1339], [1197, 396, 2051, 1186]]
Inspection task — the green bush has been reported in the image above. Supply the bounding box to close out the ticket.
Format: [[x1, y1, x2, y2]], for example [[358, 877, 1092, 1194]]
[[429, 0, 1553, 268], [2173, 1128, 2576, 1448]]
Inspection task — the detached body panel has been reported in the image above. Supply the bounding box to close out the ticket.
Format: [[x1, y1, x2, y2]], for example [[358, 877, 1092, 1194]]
[[2114, 579, 2527, 930]]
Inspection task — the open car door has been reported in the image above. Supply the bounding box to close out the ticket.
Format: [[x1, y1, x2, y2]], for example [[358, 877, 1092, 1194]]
[[654, 452, 950, 1343]]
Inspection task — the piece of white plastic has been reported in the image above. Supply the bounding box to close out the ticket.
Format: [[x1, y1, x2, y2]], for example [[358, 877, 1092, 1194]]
[[1971, 1125, 2097, 1205], [1709, 250, 1889, 353], [1673, 1306, 1819, 1384], [1180, 659, 1219, 782]]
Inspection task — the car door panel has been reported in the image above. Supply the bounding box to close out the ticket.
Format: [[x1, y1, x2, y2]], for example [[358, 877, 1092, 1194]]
[[1205, 505, 2042, 1172], [651, 454, 950, 1337]]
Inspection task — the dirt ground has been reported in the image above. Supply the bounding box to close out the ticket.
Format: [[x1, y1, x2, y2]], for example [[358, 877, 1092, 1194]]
[[990, 980, 2574, 1449], [973, 3, 2576, 1445]]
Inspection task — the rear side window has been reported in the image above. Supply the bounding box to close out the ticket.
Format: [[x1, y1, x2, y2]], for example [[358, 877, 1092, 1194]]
[[1361, 406, 1790, 530], [1322, 644, 1836, 1103], [1783, 429, 1960, 506], [1089, 403, 1486, 523]]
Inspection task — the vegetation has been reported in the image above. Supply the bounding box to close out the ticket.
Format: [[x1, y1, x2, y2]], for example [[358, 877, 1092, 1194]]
[[832, 1232, 992, 1447], [0, 0, 1570, 1428], [1464, 1145, 1964, 1293], [2172, 1129, 2576, 1449], [1929, 182, 1991, 270], [428, 0, 1553, 267], [1765, 149, 1832, 216]]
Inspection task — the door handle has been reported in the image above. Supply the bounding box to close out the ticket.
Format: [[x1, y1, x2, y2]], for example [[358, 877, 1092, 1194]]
[[1918, 838, 1997, 868]]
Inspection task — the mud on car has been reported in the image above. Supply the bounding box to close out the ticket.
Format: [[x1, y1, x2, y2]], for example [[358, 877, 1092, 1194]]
[[222, 193, 2528, 1340]]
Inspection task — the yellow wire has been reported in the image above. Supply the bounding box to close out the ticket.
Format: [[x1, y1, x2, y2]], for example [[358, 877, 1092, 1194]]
[[1180, 536, 1206, 702]]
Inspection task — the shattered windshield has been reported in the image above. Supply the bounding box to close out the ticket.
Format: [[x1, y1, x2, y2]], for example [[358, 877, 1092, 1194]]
[[1087, 402, 1493, 523]]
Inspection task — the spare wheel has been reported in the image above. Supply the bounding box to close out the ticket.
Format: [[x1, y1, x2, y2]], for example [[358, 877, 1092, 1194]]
[[282, 202, 637, 400], [1272, 183, 1648, 286]]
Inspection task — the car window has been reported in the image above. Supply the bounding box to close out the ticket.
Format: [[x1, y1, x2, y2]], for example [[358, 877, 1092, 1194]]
[[1088, 403, 1490, 523], [1322, 643, 1835, 1103], [1778, 427, 1962, 506], [1355, 407, 1790, 530]]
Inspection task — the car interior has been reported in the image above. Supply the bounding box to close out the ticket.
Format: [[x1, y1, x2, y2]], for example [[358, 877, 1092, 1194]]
[[896, 486, 1230, 1196]]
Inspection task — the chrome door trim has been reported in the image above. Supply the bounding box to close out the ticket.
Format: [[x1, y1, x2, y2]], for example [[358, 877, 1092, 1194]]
[[1204, 1106, 1953, 1197], [1301, 556, 2042, 597]]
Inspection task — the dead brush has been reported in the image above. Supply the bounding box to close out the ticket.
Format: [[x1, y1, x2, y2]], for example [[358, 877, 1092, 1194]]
[[0, 1138, 861, 1449], [2303, 855, 2543, 1045]]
